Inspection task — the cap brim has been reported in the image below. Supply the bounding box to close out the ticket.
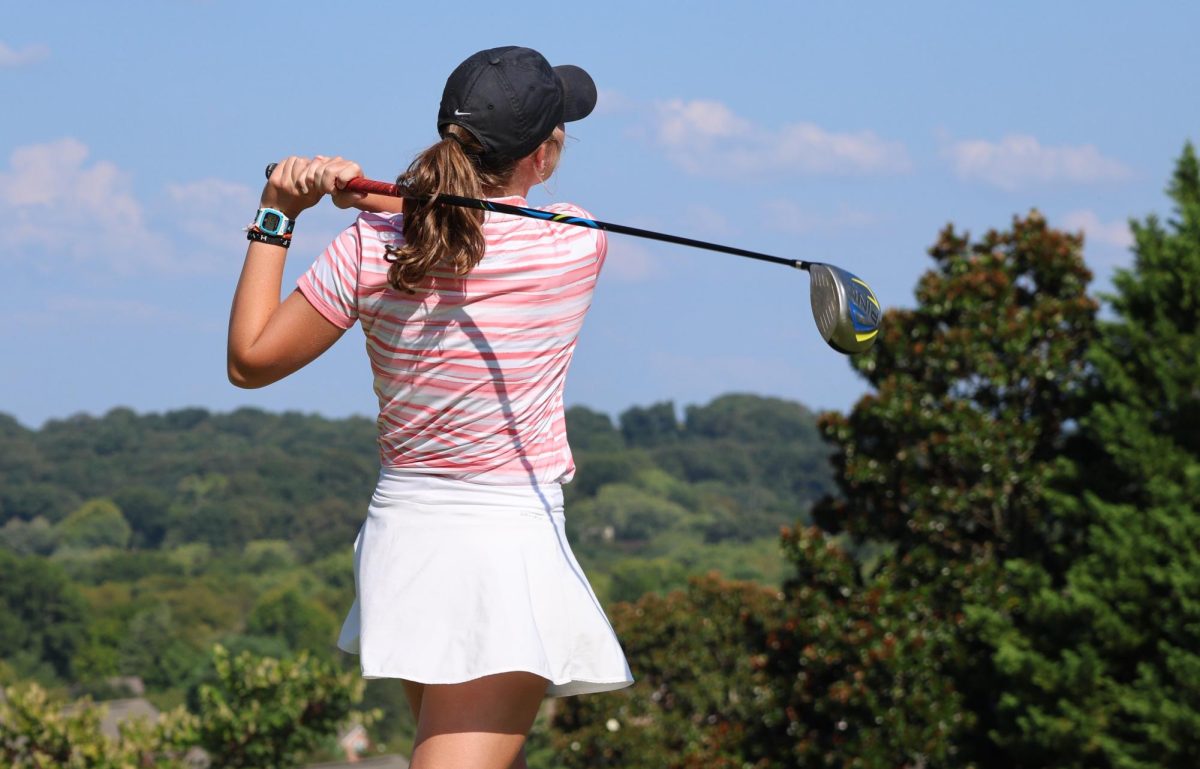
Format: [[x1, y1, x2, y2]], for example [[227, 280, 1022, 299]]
[[554, 64, 597, 123]]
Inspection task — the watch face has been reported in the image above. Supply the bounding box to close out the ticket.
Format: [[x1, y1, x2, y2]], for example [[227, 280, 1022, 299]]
[[261, 212, 283, 234]]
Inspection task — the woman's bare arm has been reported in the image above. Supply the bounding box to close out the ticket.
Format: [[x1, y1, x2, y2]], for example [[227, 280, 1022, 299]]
[[227, 155, 362, 388]]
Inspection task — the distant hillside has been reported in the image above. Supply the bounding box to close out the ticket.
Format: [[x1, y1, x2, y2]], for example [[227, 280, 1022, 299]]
[[0, 395, 834, 566]]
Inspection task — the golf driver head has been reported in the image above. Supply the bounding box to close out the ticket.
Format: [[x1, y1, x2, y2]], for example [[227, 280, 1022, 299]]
[[807, 263, 882, 354]]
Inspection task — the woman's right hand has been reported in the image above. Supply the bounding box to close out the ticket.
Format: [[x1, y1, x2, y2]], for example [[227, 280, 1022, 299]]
[[261, 156, 364, 218]]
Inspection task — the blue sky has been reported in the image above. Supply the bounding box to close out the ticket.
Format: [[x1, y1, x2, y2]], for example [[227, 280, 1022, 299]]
[[2, 2, 1197, 429]]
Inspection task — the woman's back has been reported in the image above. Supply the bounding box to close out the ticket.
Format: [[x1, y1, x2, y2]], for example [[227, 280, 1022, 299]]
[[299, 199, 607, 484]]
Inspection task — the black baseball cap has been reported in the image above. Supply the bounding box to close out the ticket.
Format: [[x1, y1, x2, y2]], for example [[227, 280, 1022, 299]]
[[437, 46, 597, 165]]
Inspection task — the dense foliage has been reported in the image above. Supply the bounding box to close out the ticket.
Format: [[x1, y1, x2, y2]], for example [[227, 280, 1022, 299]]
[[551, 573, 784, 769], [0, 680, 195, 769], [0, 645, 363, 769], [0, 408, 378, 557], [192, 646, 366, 769]]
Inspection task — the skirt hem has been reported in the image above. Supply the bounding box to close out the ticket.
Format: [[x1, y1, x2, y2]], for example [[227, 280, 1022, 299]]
[[348, 654, 633, 697]]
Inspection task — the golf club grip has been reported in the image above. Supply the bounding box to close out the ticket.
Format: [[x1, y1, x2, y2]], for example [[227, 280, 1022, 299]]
[[262, 163, 805, 270], [344, 177, 403, 196]]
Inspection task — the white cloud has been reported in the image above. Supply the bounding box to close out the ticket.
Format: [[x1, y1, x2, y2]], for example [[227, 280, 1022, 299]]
[[762, 200, 876, 235], [657, 99, 753, 145], [0, 41, 49, 68], [653, 98, 911, 178], [943, 134, 1131, 190], [0, 138, 174, 271], [1060, 209, 1133, 250], [0, 139, 258, 274]]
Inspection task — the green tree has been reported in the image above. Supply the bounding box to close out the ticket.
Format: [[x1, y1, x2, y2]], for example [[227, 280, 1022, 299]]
[[619, 402, 681, 447], [0, 483, 81, 525], [193, 645, 365, 769], [112, 486, 171, 549], [568, 483, 690, 545], [606, 556, 691, 603], [565, 405, 624, 452], [0, 515, 56, 555], [981, 144, 1200, 767], [0, 681, 197, 769], [0, 550, 89, 679], [757, 526, 975, 769], [242, 539, 298, 573], [56, 499, 132, 551], [551, 573, 784, 769], [566, 449, 644, 500], [246, 587, 338, 656], [682, 394, 835, 502], [118, 603, 206, 691], [1, 645, 367, 769]]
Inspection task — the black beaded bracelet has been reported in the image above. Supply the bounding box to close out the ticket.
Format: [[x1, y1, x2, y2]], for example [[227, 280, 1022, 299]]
[[247, 229, 291, 248]]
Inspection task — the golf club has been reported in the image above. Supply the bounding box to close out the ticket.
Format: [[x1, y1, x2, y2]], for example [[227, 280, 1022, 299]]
[[264, 163, 882, 354]]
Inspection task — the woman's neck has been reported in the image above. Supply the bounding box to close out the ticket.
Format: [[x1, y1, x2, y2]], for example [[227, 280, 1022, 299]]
[[484, 161, 540, 199], [484, 186, 531, 199]]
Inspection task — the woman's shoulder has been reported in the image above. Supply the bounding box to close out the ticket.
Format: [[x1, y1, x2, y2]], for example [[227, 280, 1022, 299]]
[[543, 201, 597, 221], [345, 211, 404, 254], [354, 210, 404, 232], [537, 201, 606, 260]]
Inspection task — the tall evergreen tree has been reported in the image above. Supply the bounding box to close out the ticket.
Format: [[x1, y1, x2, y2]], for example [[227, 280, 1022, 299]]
[[982, 143, 1200, 767]]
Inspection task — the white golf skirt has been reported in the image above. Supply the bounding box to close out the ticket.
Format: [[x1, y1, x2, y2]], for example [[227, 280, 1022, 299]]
[[337, 469, 634, 698]]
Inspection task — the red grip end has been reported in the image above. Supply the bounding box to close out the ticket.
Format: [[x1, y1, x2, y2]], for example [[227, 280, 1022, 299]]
[[344, 177, 402, 196]]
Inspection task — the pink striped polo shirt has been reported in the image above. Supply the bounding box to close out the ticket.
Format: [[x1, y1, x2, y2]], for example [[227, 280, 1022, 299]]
[[297, 198, 607, 485]]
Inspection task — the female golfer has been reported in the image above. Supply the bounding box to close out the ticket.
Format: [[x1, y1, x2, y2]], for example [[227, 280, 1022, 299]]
[[228, 46, 632, 769]]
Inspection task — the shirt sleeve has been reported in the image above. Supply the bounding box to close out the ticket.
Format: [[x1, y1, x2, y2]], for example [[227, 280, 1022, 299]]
[[546, 202, 608, 275], [593, 227, 608, 274], [297, 219, 361, 329]]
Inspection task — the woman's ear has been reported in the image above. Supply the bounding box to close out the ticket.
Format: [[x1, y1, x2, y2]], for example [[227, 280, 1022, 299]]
[[532, 143, 548, 177]]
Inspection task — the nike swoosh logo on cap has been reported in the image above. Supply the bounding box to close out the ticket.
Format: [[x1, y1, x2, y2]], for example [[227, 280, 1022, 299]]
[[454, 109, 471, 116]]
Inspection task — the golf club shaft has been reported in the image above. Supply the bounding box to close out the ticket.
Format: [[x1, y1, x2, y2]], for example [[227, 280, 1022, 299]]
[[265, 163, 809, 271]]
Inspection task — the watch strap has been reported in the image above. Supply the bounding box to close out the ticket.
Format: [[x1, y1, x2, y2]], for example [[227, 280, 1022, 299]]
[[247, 230, 291, 248]]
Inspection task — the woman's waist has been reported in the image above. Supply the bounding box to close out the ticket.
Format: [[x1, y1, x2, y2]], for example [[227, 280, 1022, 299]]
[[372, 467, 564, 516]]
